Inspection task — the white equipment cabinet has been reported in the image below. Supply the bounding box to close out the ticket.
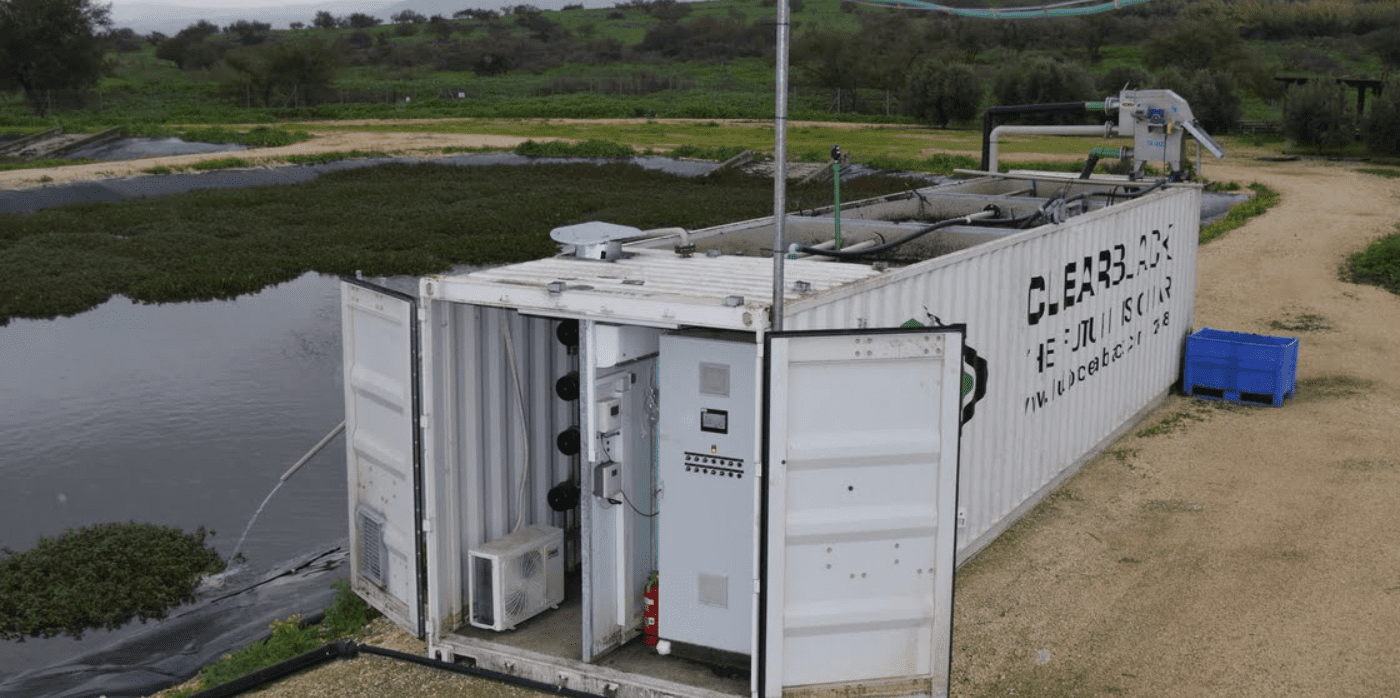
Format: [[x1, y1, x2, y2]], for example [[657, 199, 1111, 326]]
[[657, 331, 760, 658]]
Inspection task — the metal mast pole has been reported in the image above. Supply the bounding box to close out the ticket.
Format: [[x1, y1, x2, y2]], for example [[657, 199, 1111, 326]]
[[771, 0, 790, 332]]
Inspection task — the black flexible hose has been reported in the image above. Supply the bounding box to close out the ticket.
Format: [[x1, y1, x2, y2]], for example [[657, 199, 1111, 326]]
[[186, 641, 358, 698], [358, 644, 610, 698], [182, 641, 612, 698], [795, 206, 1025, 259], [1078, 153, 1101, 180]]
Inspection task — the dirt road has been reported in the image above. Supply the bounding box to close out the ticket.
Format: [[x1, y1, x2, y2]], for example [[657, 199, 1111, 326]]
[[14, 128, 1391, 697]]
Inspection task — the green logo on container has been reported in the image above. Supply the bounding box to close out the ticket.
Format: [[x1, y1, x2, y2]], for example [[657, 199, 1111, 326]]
[[903, 317, 975, 397]]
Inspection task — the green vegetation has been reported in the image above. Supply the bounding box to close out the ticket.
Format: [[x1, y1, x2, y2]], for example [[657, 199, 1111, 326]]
[[188, 156, 250, 171], [0, 522, 224, 640], [0, 157, 100, 172], [1200, 183, 1279, 244], [1295, 374, 1377, 399], [1358, 167, 1400, 179], [514, 138, 637, 158], [1136, 399, 1236, 438], [283, 150, 388, 165], [0, 0, 111, 116], [164, 126, 310, 148], [1268, 312, 1332, 332], [169, 580, 379, 697], [0, 0, 1395, 161], [1342, 228, 1400, 295], [0, 162, 923, 325]]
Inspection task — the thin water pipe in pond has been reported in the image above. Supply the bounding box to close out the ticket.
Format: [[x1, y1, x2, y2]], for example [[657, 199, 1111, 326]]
[[832, 144, 843, 250], [231, 421, 346, 560]]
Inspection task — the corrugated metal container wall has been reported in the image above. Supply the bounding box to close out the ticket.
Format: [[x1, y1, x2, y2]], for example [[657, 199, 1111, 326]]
[[420, 300, 579, 636], [787, 187, 1200, 559]]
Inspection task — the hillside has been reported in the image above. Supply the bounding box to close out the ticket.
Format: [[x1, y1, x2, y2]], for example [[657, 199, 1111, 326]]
[[4, 0, 1398, 135]]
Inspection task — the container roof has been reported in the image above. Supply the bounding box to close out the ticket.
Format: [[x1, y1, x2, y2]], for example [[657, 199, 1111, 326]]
[[422, 249, 881, 331]]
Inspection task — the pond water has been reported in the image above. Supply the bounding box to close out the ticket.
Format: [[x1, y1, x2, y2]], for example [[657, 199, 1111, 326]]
[[0, 272, 349, 682]]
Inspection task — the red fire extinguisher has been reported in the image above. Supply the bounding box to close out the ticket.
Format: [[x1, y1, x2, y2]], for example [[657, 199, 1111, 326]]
[[643, 572, 659, 647]]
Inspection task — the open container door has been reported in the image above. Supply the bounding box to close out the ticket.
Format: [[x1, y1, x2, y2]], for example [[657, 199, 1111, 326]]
[[760, 327, 965, 698], [342, 279, 425, 638]]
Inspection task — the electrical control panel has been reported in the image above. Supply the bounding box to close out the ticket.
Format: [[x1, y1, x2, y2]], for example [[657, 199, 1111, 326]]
[[657, 330, 758, 656]]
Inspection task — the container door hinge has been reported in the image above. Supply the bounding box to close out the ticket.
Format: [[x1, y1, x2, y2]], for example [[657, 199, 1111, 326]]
[[956, 507, 967, 530], [422, 518, 432, 533]]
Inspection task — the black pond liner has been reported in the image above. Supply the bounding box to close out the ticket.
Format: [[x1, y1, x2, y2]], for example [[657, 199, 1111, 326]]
[[0, 544, 347, 698], [62, 137, 252, 162]]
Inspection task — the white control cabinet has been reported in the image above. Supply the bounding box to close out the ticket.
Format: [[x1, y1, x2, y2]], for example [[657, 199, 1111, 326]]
[[657, 331, 759, 656]]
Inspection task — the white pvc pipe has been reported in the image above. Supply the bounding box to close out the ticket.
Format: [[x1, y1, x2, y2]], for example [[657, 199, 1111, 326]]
[[645, 226, 689, 247], [988, 124, 1112, 172]]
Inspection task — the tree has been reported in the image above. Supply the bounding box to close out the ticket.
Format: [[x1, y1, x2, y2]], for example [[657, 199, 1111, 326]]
[[1282, 81, 1352, 153], [155, 20, 226, 70], [219, 37, 339, 108], [1366, 28, 1400, 71], [347, 12, 380, 28], [391, 9, 427, 24], [428, 15, 454, 40], [0, 0, 112, 115], [103, 27, 144, 53], [791, 26, 869, 113], [992, 57, 1095, 120], [224, 19, 271, 46], [906, 60, 981, 128], [312, 10, 338, 29], [455, 8, 499, 21], [1176, 70, 1241, 135], [1361, 83, 1400, 157], [1095, 64, 1151, 96], [1142, 18, 1245, 73]]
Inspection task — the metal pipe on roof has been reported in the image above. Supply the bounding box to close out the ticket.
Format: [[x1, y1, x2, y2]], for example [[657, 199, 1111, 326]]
[[772, 0, 791, 331]]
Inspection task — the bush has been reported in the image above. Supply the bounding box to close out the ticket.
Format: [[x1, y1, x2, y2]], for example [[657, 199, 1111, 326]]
[[1159, 69, 1241, 134], [1282, 81, 1352, 152], [1344, 229, 1400, 295], [0, 522, 225, 640], [187, 580, 379, 692], [514, 138, 635, 158], [1142, 17, 1245, 72], [1362, 84, 1400, 157], [905, 60, 981, 128], [992, 57, 1096, 123], [1096, 65, 1151, 95]]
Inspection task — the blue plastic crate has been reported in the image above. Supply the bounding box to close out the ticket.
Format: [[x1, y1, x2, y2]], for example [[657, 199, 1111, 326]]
[[1184, 328, 1298, 407]]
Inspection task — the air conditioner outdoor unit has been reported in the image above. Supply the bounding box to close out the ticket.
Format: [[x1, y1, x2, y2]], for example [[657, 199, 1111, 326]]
[[468, 524, 565, 631]]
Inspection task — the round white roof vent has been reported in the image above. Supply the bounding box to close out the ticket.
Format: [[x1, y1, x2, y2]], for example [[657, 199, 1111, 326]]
[[550, 222, 643, 261]]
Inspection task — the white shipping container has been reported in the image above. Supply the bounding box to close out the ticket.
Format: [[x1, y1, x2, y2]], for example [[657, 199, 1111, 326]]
[[342, 173, 1201, 698]]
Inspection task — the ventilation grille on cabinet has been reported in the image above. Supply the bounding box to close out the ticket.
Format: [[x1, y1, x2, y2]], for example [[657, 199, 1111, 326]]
[[357, 508, 387, 587]]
